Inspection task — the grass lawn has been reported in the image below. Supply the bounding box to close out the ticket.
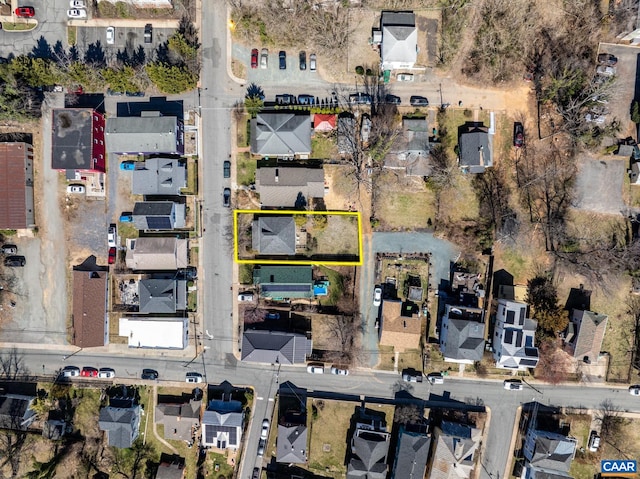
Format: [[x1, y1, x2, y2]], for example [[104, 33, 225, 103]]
[[438, 173, 479, 222], [239, 264, 254, 284], [377, 345, 396, 371], [600, 417, 640, 469], [117, 220, 138, 240], [188, 291, 197, 311], [237, 115, 249, 147], [396, 349, 423, 371], [308, 399, 355, 477], [436, 108, 489, 151], [182, 159, 198, 195], [2, 22, 36, 31], [311, 135, 338, 159], [203, 451, 235, 479], [71, 387, 102, 436], [237, 152, 256, 186], [317, 266, 344, 306]]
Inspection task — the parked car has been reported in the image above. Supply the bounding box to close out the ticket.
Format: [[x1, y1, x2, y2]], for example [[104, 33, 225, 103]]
[[309, 53, 317, 71], [585, 113, 606, 124], [67, 8, 87, 18], [504, 379, 524, 391], [141, 369, 158, 380], [62, 366, 80, 377], [385, 94, 401, 105], [373, 287, 382, 307], [410, 96, 429, 107], [108, 247, 116, 264], [252, 468, 260, 479], [598, 53, 618, 66], [265, 312, 280, 320], [279, 50, 286, 70], [98, 368, 116, 379], [299, 51, 306, 70], [260, 48, 268, 69], [106, 26, 115, 44], [596, 65, 616, 76], [81, 367, 98, 377], [629, 385, 640, 396], [144, 24, 153, 43], [297, 94, 315, 105], [238, 292, 254, 302], [261, 419, 270, 439], [67, 184, 85, 194], [223, 187, 231, 207], [257, 438, 266, 456], [223, 160, 231, 178], [307, 363, 325, 374], [178, 266, 197, 280], [107, 224, 117, 248], [70, 0, 85, 7], [276, 94, 295, 105], [513, 122, 524, 148], [4, 256, 25, 267], [427, 372, 444, 384], [15, 6, 35, 17], [401, 369, 423, 383], [251, 48, 259, 69], [330, 366, 349, 376], [185, 372, 203, 383], [397, 73, 414, 82], [1, 244, 17, 255], [349, 92, 372, 105], [588, 431, 600, 452], [119, 212, 133, 222], [126, 91, 145, 97]]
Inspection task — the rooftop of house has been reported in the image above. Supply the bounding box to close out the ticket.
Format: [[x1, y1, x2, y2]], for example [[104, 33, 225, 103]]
[[277, 424, 308, 464], [391, 427, 431, 479], [106, 116, 180, 154], [256, 166, 325, 208], [252, 216, 296, 255], [458, 122, 492, 172], [0, 142, 34, 229], [98, 405, 141, 448], [566, 310, 608, 362], [132, 157, 186, 196], [379, 300, 422, 352], [72, 270, 108, 348], [251, 112, 311, 156], [380, 11, 417, 67], [241, 330, 312, 365], [51, 108, 101, 170]]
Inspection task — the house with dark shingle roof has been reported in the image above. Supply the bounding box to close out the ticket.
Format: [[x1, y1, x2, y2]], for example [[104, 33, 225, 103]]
[[277, 424, 308, 464], [98, 405, 141, 448], [72, 269, 109, 348], [251, 112, 311, 158], [241, 330, 312, 364], [0, 394, 37, 430], [523, 429, 576, 475], [155, 458, 186, 479], [138, 278, 187, 314], [253, 265, 314, 299], [458, 122, 492, 174], [427, 421, 481, 479], [564, 309, 608, 364], [252, 216, 296, 255], [106, 115, 184, 156], [0, 142, 35, 230], [390, 426, 431, 479], [256, 166, 325, 208], [493, 299, 539, 370], [133, 201, 185, 231], [379, 11, 417, 70], [155, 396, 201, 442], [201, 399, 245, 450], [132, 157, 186, 196], [439, 305, 485, 364], [387, 117, 432, 177], [347, 409, 390, 479], [338, 114, 357, 156]]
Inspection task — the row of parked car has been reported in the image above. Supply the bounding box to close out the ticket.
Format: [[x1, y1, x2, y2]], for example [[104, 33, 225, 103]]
[[586, 52, 618, 124], [251, 48, 317, 71], [61, 366, 204, 382], [1, 244, 25, 267]]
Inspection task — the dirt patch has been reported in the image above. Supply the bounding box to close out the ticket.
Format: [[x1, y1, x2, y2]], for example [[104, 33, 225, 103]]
[[323, 165, 359, 210]]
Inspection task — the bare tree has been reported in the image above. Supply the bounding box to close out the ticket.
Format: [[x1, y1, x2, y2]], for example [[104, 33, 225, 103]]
[[324, 314, 361, 365], [0, 348, 33, 381]]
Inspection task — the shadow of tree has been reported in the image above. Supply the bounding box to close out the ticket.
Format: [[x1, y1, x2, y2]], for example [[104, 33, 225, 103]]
[[84, 41, 106, 68], [30, 36, 53, 60]]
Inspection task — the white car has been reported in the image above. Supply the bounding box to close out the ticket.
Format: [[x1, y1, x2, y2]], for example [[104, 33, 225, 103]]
[[107, 224, 117, 247], [307, 363, 325, 374], [596, 65, 616, 76], [330, 366, 349, 376], [185, 372, 203, 383], [588, 431, 600, 452], [67, 184, 85, 194], [629, 385, 640, 396], [261, 419, 269, 439], [373, 287, 382, 307], [397, 73, 414, 82], [504, 379, 524, 391], [238, 292, 254, 302], [585, 113, 605, 124], [98, 368, 115, 379], [67, 8, 87, 18], [62, 366, 80, 377], [106, 26, 115, 45], [260, 48, 268, 69], [69, 0, 85, 7]]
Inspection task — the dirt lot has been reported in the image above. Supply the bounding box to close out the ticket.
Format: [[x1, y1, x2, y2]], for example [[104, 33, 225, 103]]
[[574, 155, 625, 214]]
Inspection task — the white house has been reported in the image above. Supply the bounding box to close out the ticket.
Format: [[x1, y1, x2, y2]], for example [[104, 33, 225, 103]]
[[493, 299, 539, 370], [380, 11, 417, 71]]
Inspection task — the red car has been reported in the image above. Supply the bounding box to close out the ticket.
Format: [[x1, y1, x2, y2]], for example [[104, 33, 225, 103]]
[[81, 367, 98, 377], [15, 6, 35, 17], [251, 48, 259, 69], [108, 247, 116, 264]]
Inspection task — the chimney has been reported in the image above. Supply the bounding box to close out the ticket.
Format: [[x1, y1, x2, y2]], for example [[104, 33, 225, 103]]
[[275, 168, 279, 183], [478, 145, 484, 167]]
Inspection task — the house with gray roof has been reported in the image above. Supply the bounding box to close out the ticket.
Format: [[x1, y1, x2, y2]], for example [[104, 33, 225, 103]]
[[493, 299, 539, 370], [106, 115, 184, 155], [133, 201, 185, 231], [523, 429, 576, 474], [256, 166, 325, 208], [379, 11, 417, 71], [0, 394, 37, 430], [253, 265, 314, 299], [458, 122, 492, 173], [277, 424, 308, 464], [428, 421, 481, 479], [252, 216, 296, 255], [139, 278, 187, 314], [251, 112, 311, 158], [390, 426, 430, 479], [201, 399, 244, 450], [564, 309, 608, 364], [387, 117, 432, 176], [347, 409, 390, 479], [241, 330, 312, 365], [98, 405, 141, 448], [439, 305, 485, 364], [338, 114, 357, 156], [125, 237, 189, 270], [155, 397, 201, 442], [132, 158, 186, 196]]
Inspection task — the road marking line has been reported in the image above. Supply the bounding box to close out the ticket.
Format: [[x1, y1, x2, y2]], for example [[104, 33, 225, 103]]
[[268, 398, 274, 402], [257, 397, 263, 400]]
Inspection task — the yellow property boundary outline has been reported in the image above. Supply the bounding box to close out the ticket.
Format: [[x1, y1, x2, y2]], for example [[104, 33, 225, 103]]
[[233, 209, 363, 266]]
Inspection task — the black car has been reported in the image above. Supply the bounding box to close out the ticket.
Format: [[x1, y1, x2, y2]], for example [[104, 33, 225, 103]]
[[178, 266, 198, 280], [126, 91, 145, 97], [223, 188, 231, 207], [410, 96, 429, 107], [597, 53, 618, 66], [299, 51, 306, 70], [276, 94, 295, 105], [144, 23, 153, 43], [279, 50, 286, 70], [349, 92, 372, 105], [223, 160, 231, 178], [513, 122, 524, 148], [385, 94, 401, 105], [252, 468, 260, 479], [4, 255, 25, 267], [141, 368, 158, 380]]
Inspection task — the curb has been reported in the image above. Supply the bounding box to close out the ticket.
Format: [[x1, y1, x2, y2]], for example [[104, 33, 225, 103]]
[[0, 19, 38, 32], [504, 405, 522, 478], [225, 7, 245, 86]]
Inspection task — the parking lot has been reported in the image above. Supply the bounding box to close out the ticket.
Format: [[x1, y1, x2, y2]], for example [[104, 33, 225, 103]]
[[575, 155, 626, 214]]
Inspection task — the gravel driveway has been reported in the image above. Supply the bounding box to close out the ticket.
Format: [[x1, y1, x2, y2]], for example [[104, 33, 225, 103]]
[[574, 157, 625, 214]]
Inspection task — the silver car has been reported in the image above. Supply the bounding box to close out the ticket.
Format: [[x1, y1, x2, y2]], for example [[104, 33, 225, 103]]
[[106, 26, 115, 45]]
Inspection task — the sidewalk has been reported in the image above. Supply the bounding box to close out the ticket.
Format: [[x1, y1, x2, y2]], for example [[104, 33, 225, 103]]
[[67, 18, 180, 28]]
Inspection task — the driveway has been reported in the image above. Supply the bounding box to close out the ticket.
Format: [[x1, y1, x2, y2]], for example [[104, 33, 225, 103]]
[[598, 42, 638, 136], [574, 156, 625, 214]]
